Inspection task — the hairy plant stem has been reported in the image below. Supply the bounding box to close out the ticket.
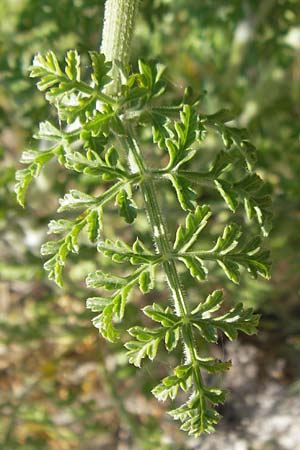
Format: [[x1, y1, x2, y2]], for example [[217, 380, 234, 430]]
[[101, 0, 140, 92], [99, 5, 207, 355], [122, 131, 204, 391], [100, 0, 205, 405]]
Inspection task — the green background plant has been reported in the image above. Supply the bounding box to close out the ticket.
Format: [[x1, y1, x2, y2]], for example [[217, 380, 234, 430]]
[[1, 1, 300, 449]]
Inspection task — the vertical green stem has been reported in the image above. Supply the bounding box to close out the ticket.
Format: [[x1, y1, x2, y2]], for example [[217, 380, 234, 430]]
[[101, 0, 140, 91], [101, 0, 204, 395], [142, 178, 203, 381], [122, 134, 203, 389]]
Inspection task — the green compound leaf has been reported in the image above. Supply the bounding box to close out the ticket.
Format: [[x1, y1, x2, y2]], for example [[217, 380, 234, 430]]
[[165, 104, 198, 170], [97, 239, 131, 263], [153, 356, 230, 436], [30, 50, 114, 127], [152, 365, 193, 401], [34, 120, 65, 141], [191, 289, 223, 315], [211, 223, 240, 255], [214, 179, 239, 212], [41, 207, 103, 286], [138, 265, 156, 293], [116, 188, 138, 223], [173, 154, 272, 236], [168, 174, 198, 211], [86, 270, 128, 290], [182, 225, 271, 284], [121, 59, 166, 109], [18, 50, 272, 438], [126, 304, 181, 365], [58, 190, 97, 212], [92, 302, 119, 342], [212, 230, 271, 283], [65, 49, 80, 81], [213, 303, 260, 340], [214, 172, 272, 236], [41, 180, 128, 283], [203, 111, 257, 171], [179, 256, 207, 281], [174, 204, 211, 251], [235, 174, 273, 236], [137, 59, 166, 99], [125, 327, 163, 367], [143, 303, 179, 328], [15, 120, 69, 207], [87, 264, 154, 338], [83, 104, 116, 135], [87, 287, 134, 342], [125, 338, 160, 367], [196, 356, 232, 374], [30, 51, 64, 91], [48, 219, 74, 235], [164, 327, 180, 352], [59, 96, 97, 125], [88, 292, 127, 320], [64, 145, 129, 181], [15, 145, 62, 207], [190, 290, 260, 343], [87, 292, 128, 342], [169, 390, 225, 436], [152, 376, 189, 402], [89, 51, 112, 87], [209, 150, 235, 177], [97, 237, 156, 265], [87, 207, 103, 243], [41, 217, 86, 285]]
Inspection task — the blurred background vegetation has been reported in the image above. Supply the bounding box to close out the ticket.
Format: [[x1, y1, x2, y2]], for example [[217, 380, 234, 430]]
[[1, 1, 300, 449]]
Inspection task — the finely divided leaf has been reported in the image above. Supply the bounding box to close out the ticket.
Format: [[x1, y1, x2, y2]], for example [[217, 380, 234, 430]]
[[165, 105, 198, 170], [97, 237, 156, 265], [143, 303, 179, 328], [58, 190, 96, 212], [164, 327, 180, 352], [180, 256, 207, 281], [86, 297, 112, 312], [15, 145, 60, 207], [30, 51, 63, 91], [191, 290, 223, 316], [87, 208, 102, 242], [196, 357, 232, 374], [168, 174, 197, 211], [89, 52, 112, 87], [215, 179, 238, 212], [92, 303, 119, 342], [34, 121, 64, 141], [211, 224, 240, 255], [174, 205, 211, 251], [86, 270, 127, 290], [65, 50, 80, 81], [169, 387, 227, 436], [191, 290, 260, 342], [138, 266, 155, 294], [125, 326, 163, 367], [152, 365, 192, 401], [116, 189, 137, 223]]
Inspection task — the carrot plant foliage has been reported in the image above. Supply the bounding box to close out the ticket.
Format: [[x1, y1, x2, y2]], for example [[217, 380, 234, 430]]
[[16, 50, 271, 436]]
